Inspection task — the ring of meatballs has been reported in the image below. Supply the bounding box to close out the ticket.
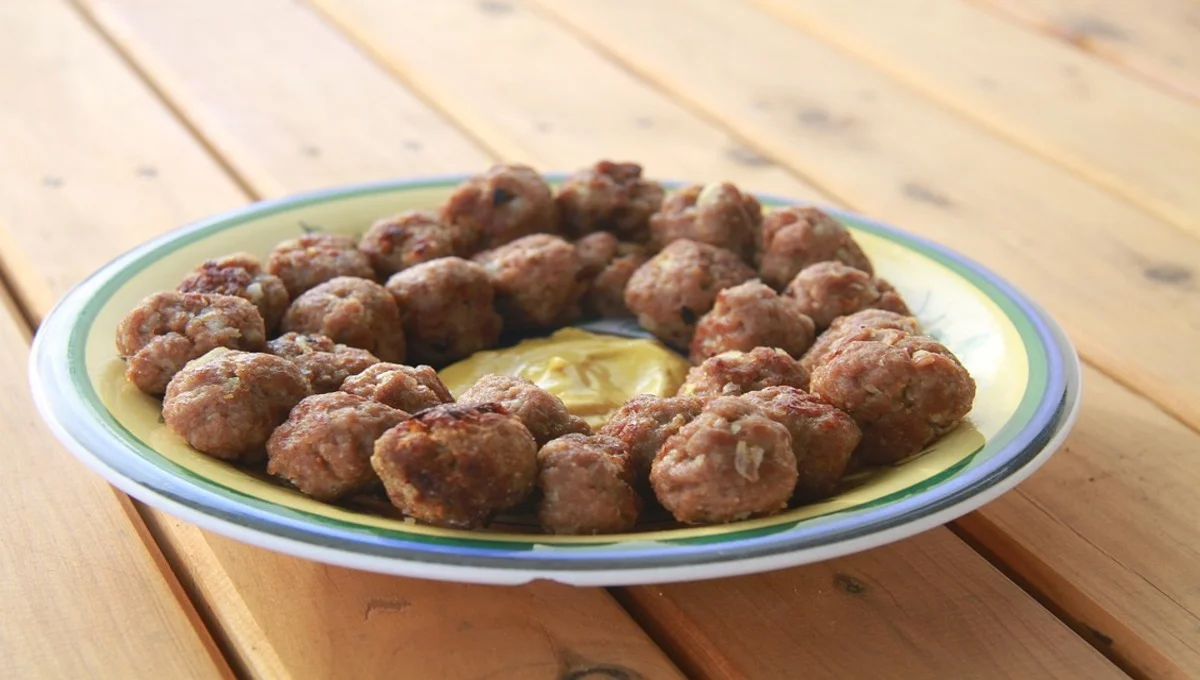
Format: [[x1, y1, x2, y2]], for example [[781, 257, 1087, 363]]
[[649, 183, 761, 262], [651, 397, 798, 524], [266, 392, 408, 500], [281, 276, 406, 363], [810, 329, 975, 465], [441, 164, 557, 251], [267, 332, 379, 393], [340, 363, 454, 414], [785, 261, 910, 330], [758, 207, 872, 289], [690, 280, 816, 364], [358, 210, 469, 278], [386, 257, 503, 365], [370, 403, 538, 529], [556, 161, 664, 242], [678, 347, 811, 399], [266, 233, 375, 298], [457, 374, 591, 446], [177, 253, 290, 332], [537, 434, 641, 535], [473, 234, 587, 330]]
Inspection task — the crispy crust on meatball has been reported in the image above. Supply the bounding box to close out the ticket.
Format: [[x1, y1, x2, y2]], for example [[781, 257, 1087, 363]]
[[340, 362, 453, 414], [266, 233, 375, 298], [267, 332, 379, 393], [371, 403, 538, 528], [441, 164, 557, 251], [679, 347, 810, 399], [810, 330, 975, 465], [281, 276, 406, 363], [599, 394, 704, 483], [649, 183, 761, 262], [651, 397, 797, 524], [758, 207, 872, 289], [742, 387, 861, 503], [358, 210, 468, 278], [386, 257, 503, 365], [177, 252, 290, 331], [537, 433, 641, 534], [473, 234, 587, 329], [785, 261, 910, 330], [689, 280, 816, 363], [457, 374, 591, 446], [624, 239, 756, 349], [802, 309, 922, 374], [266, 392, 408, 500], [556, 161, 664, 241], [162, 350, 311, 462], [116, 292, 267, 395]]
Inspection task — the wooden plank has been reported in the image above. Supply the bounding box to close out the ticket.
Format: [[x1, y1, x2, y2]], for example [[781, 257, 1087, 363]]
[[3, 2, 684, 677], [747, 0, 1200, 239], [618, 529, 1123, 680], [967, 0, 1200, 103], [531, 0, 1200, 434], [0, 296, 231, 676]]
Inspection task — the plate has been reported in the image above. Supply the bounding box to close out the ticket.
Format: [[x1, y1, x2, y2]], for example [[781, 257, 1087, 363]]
[[29, 176, 1080, 586]]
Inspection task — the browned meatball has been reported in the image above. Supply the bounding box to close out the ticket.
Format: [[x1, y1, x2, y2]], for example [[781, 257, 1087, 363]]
[[266, 332, 379, 393], [556, 161, 665, 241], [162, 350, 311, 462], [586, 251, 647, 318], [116, 292, 267, 395], [624, 239, 756, 349], [457, 374, 591, 446], [649, 183, 761, 262], [473, 234, 586, 329], [537, 434, 641, 534], [599, 394, 703, 483], [281, 276, 406, 363], [742, 387, 861, 503], [177, 252, 290, 331], [810, 330, 975, 465], [266, 233, 375, 298], [266, 392, 408, 500], [371, 403, 538, 528], [340, 362, 453, 414], [386, 257, 503, 365], [802, 309, 922, 374], [758, 207, 873, 289], [575, 231, 621, 279], [689, 280, 816, 363], [358, 210, 471, 278], [441, 164, 557, 251], [651, 397, 797, 524], [678, 347, 810, 399], [785, 261, 910, 330]]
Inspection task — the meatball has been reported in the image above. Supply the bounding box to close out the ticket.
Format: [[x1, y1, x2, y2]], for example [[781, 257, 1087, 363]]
[[162, 350, 311, 462], [742, 387, 861, 503], [649, 183, 761, 262], [624, 239, 756, 349], [281, 276, 406, 363], [599, 394, 704, 483], [651, 397, 797, 524], [116, 292, 267, 395], [266, 233, 375, 298], [473, 234, 586, 329], [358, 210, 470, 278], [266, 392, 408, 500], [441, 164, 557, 251], [340, 363, 453, 414], [385, 257, 503, 366], [371, 403, 538, 528], [575, 231, 621, 279], [758, 207, 872, 289], [689, 280, 816, 363], [810, 330, 976, 465], [802, 309, 922, 374], [457, 374, 591, 446], [785, 261, 910, 330], [678, 347, 810, 399], [537, 434, 641, 534], [574, 233, 647, 318], [266, 332, 379, 393], [177, 252, 290, 331], [556, 160, 664, 241]]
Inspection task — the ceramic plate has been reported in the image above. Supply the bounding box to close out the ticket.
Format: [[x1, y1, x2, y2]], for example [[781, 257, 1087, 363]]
[[29, 176, 1080, 586]]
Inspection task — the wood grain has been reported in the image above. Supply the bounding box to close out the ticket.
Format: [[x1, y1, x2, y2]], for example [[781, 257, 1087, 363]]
[[531, 0, 1200, 434], [748, 0, 1200, 238], [968, 0, 1200, 103]]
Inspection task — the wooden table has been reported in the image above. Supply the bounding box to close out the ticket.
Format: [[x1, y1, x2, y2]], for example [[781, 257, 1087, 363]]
[[3, 1, 1197, 678]]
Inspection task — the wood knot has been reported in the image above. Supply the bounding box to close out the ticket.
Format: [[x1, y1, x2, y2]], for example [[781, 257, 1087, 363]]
[[833, 572, 867, 595]]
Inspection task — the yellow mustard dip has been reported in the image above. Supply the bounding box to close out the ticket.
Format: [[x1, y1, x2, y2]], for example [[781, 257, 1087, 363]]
[[439, 328, 690, 428]]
